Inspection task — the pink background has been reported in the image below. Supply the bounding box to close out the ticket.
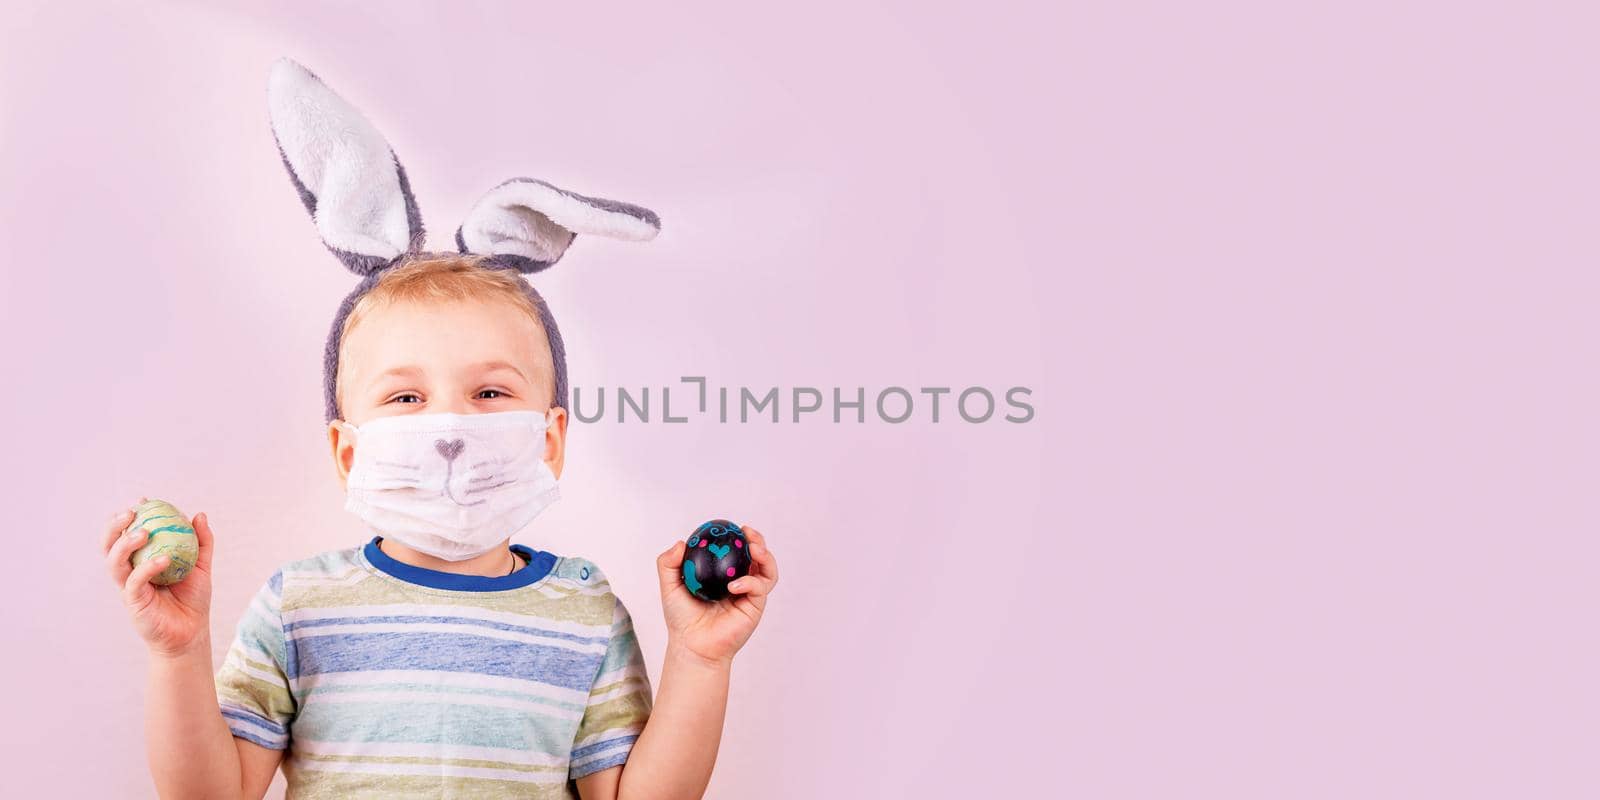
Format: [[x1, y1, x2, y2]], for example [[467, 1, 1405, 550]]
[[2, 1, 1595, 797]]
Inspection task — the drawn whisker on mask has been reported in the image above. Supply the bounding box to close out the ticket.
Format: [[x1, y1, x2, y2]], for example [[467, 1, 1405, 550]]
[[468, 474, 501, 483], [465, 479, 517, 495], [374, 460, 421, 470], [470, 458, 511, 469]]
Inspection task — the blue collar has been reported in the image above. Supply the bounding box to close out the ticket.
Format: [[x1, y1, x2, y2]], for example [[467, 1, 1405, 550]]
[[363, 536, 556, 592]]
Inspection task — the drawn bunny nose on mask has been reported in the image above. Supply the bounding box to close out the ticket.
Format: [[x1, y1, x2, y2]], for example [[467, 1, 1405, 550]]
[[435, 438, 466, 462], [433, 437, 484, 507]]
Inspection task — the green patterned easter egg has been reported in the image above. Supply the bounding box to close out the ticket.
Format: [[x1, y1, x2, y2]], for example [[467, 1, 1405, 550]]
[[127, 499, 198, 586]]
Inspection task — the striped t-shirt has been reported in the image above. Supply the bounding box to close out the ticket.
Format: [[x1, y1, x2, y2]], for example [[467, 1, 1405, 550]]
[[214, 536, 653, 798]]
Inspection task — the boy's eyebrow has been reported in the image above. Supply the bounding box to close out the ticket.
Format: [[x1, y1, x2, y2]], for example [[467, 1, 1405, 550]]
[[370, 365, 422, 386], [368, 361, 529, 386], [469, 360, 529, 381], [371, 366, 422, 384]]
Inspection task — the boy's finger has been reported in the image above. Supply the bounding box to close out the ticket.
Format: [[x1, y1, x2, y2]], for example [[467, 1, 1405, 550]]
[[193, 512, 214, 572], [105, 523, 148, 586], [122, 554, 170, 609], [102, 508, 136, 554], [745, 533, 779, 586], [728, 573, 775, 598]]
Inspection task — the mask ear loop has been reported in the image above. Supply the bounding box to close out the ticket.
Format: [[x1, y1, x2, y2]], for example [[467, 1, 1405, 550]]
[[335, 419, 360, 442]]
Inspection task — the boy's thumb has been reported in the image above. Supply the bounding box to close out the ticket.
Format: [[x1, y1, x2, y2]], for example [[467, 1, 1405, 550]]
[[656, 541, 684, 580]]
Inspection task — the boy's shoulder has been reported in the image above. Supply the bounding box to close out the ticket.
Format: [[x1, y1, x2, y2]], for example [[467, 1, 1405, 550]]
[[544, 554, 642, 629], [272, 543, 365, 583], [544, 552, 614, 591], [247, 544, 364, 600]]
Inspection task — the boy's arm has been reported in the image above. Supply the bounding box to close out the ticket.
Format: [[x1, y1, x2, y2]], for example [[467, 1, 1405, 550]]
[[146, 633, 281, 800], [238, 738, 285, 799], [575, 645, 732, 800], [578, 528, 779, 800], [105, 507, 289, 799]]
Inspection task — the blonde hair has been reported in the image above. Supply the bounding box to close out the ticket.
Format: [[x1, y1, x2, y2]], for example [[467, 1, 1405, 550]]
[[333, 253, 556, 416]]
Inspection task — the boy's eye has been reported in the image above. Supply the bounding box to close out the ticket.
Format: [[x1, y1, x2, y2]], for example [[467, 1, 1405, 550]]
[[384, 390, 508, 404]]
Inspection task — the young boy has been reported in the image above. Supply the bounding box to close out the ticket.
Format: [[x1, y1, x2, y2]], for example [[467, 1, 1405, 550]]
[[99, 60, 778, 800]]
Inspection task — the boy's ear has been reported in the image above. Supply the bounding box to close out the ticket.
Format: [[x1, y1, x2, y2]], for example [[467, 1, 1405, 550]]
[[328, 420, 355, 489], [455, 178, 660, 274], [544, 406, 569, 480], [268, 58, 425, 275]]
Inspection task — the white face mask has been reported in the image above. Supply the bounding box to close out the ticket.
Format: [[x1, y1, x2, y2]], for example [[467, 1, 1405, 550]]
[[335, 409, 560, 561]]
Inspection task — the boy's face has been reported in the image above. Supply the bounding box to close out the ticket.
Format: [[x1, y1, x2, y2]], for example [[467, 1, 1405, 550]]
[[327, 297, 568, 488]]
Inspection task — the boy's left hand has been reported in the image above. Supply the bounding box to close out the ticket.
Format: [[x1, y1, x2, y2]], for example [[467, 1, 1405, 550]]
[[655, 526, 780, 666]]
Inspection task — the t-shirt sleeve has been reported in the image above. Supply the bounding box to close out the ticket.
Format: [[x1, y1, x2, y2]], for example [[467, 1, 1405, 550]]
[[569, 592, 654, 779], [213, 570, 296, 750]]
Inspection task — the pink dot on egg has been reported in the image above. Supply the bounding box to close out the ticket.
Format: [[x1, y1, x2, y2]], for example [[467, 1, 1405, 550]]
[[698, 540, 707, 547], [726, 567, 736, 577], [734, 539, 743, 548]]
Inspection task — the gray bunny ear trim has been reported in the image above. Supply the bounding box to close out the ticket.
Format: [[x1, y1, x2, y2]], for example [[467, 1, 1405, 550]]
[[455, 177, 659, 273], [268, 58, 425, 275]]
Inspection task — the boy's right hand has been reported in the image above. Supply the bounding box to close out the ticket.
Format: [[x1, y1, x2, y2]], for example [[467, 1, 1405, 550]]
[[102, 497, 215, 658]]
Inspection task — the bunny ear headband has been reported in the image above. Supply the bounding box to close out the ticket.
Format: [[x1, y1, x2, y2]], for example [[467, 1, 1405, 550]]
[[265, 57, 660, 423]]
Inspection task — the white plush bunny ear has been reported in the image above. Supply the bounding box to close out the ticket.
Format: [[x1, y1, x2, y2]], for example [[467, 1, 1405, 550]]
[[267, 58, 424, 275], [455, 178, 660, 273]]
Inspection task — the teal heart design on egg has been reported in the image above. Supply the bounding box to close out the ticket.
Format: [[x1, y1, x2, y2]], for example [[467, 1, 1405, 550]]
[[708, 543, 730, 559]]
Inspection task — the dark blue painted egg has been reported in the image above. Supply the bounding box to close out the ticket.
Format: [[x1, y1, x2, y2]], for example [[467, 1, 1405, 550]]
[[681, 519, 752, 601]]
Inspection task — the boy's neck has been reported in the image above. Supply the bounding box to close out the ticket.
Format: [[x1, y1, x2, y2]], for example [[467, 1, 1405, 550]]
[[376, 537, 522, 577]]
